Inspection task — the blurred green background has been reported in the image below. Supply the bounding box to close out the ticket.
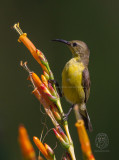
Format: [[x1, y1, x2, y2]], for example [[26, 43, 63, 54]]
[[0, 0, 118, 159]]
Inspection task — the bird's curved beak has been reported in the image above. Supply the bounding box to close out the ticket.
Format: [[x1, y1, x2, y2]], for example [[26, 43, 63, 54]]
[[52, 39, 71, 46]]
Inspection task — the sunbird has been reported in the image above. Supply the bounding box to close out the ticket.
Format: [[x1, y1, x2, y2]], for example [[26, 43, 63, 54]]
[[52, 39, 92, 132]]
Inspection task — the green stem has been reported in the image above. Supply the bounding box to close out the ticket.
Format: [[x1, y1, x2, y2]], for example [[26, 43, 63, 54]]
[[63, 123, 72, 144], [63, 123, 76, 160], [56, 99, 64, 116], [68, 145, 76, 160]]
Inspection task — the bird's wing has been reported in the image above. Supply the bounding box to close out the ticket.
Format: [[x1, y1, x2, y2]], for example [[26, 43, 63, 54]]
[[82, 67, 91, 103]]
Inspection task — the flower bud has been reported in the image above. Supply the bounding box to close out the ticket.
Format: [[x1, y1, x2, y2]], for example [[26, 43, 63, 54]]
[[43, 71, 49, 80], [41, 74, 48, 87], [44, 143, 56, 160], [33, 136, 50, 159], [53, 128, 69, 149], [56, 126, 69, 143], [48, 83, 57, 97], [50, 105, 62, 122]]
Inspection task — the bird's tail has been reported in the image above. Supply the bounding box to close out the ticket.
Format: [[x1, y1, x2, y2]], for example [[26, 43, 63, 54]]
[[79, 104, 93, 132]]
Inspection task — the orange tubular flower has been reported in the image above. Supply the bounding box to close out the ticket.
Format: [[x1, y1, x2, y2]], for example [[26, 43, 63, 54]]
[[18, 125, 36, 160], [31, 72, 56, 105], [13, 23, 48, 73], [19, 34, 43, 68], [33, 136, 51, 160], [31, 72, 42, 88], [75, 120, 95, 160], [19, 33, 37, 58]]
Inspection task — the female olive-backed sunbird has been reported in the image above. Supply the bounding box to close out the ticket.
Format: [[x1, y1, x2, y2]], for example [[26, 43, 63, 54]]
[[53, 39, 92, 132]]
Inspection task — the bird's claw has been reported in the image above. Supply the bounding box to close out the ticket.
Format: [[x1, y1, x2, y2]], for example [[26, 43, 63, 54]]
[[63, 114, 68, 121]]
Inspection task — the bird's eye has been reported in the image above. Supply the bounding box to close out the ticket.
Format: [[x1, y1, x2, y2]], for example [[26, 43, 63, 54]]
[[73, 43, 77, 47]]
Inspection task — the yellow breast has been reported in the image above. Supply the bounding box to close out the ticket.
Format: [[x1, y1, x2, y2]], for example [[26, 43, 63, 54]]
[[62, 57, 85, 104]]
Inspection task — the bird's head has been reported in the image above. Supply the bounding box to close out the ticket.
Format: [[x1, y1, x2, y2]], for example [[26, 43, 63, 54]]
[[52, 39, 90, 66]]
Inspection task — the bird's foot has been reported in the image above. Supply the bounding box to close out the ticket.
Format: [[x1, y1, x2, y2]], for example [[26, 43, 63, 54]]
[[62, 104, 75, 121], [63, 113, 68, 121]]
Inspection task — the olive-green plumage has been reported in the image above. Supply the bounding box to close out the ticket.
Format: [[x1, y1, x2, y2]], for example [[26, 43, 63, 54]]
[[53, 39, 92, 131]]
